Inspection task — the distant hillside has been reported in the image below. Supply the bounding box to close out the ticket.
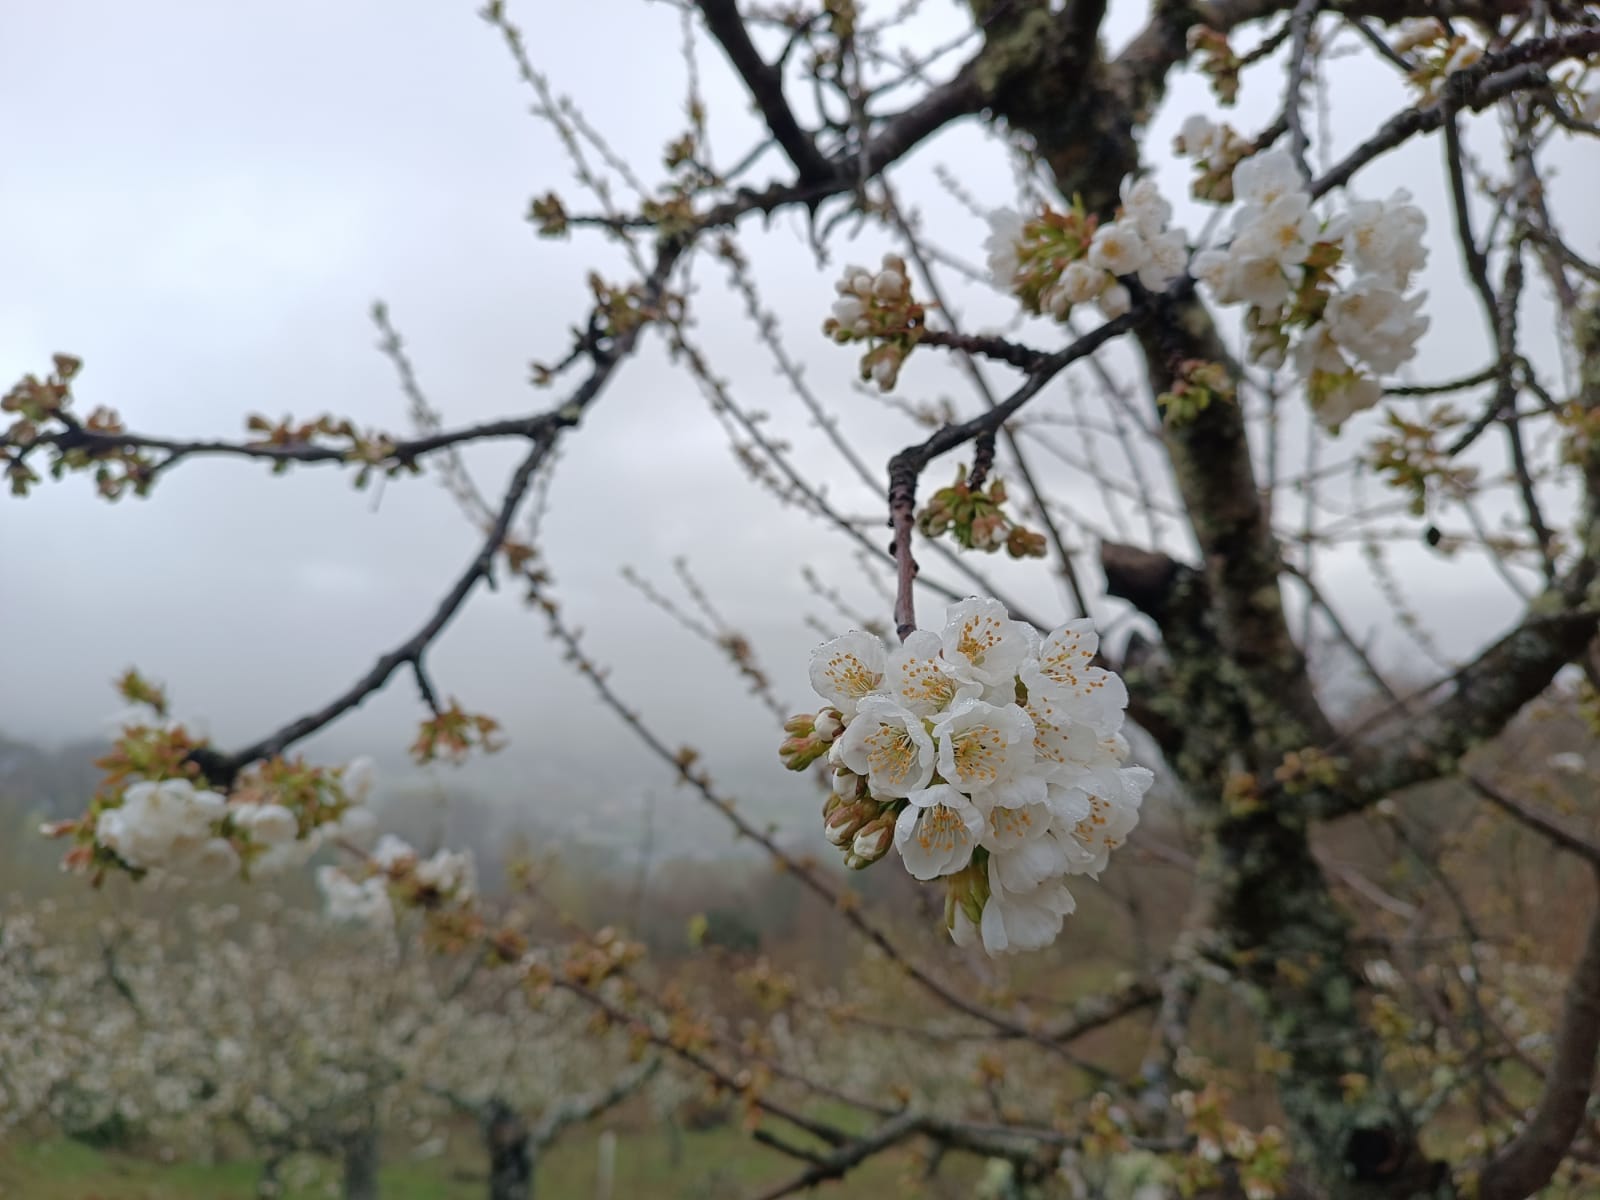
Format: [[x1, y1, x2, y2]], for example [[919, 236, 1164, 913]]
[[0, 731, 104, 823]]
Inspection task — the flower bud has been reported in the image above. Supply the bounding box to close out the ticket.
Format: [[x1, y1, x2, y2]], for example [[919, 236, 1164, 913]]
[[343, 756, 377, 805], [847, 815, 894, 867], [240, 803, 298, 846], [832, 767, 860, 799], [1097, 282, 1132, 319], [1060, 260, 1103, 305], [779, 719, 831, 770], [944, 859, 990, 933], [813, 708, 842, 740], [832, 296, 866, 325], [824, 800, 871, 846]]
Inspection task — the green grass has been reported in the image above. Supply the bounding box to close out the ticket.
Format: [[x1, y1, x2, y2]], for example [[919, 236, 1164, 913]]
[[0, 1121, 971, 1199]]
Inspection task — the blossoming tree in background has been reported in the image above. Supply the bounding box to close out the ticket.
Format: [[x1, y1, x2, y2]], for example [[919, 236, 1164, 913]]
[[6, 1, 1600, 1197], [0, 894, 667, 1200]]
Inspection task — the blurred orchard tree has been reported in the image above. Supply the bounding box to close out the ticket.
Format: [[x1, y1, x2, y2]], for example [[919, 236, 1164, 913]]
[[6, 1, 1600, 1198]]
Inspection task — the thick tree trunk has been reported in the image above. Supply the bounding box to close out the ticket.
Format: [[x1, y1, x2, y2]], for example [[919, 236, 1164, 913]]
[[341, 1126, 381, 1200], [484, 1101, 533, 1200], [969, 7, 1448, 1192]]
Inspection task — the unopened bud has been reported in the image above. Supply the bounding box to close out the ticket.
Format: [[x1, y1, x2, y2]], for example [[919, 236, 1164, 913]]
[[813, 708, 842, 740], [945, 860, 990, 931], [779, 722, 830, 771], [832, 296, 866, 326], [824, 800, 871, 846], [783, 713, 815, 737], [832, 767, 860, 799], [872, 269, 906, 300], [848, 815, 894, 867]]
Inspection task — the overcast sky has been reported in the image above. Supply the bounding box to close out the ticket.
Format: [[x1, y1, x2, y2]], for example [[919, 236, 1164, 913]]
[[3, 1, 1594, 842]]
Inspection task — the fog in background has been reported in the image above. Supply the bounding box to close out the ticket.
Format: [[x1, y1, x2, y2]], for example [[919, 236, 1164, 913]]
[[4, 0, 1595, 852]]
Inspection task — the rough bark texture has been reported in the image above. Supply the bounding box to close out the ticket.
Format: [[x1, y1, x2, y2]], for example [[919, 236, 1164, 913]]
[[485, 1100, 533, 1200], [975, 3, 1479, 1193]]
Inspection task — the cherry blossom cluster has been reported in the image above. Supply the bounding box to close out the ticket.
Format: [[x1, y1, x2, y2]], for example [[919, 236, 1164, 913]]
[[985, 177, 1188, 323], [1173, 116, 1253, 202], [916, 467, 1047, 558], [1188, 147, 1430, 429], [317, 833, 477, 930], [781, 598, 1151, 956], [50, 753, 379, 886], [821, 253, 924, 391]]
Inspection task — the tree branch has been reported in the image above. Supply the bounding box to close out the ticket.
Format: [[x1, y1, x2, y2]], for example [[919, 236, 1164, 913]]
[[528, 1056, 661, 1153], [1479, 872, 1600, 1200], [695, 0, 831, 183]]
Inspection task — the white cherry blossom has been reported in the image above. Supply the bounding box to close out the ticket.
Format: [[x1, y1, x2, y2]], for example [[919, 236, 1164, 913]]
[[984, 208, 1025, 289], [809, 630, 888, 716], [1020, 619, 1128, 735], [1137, 228, 1190, 291], [979, 861, 1077, 955], [416, 848, 475, 897], [95, 779, 229, 873], [1232, 255, 1293, 311], [989, 833, 1070, 893], [371, 833, 418, 871], [236, 803, 297, 846], [1176, 113, 1222, 158], [933, 698, 1036, 793], [800, 602, 1144, 955], [1330, 192, 1428, 286], [1088, 220, 1146, 277], [184, 838, 242, 884], [329, 805, 378, 851], [1324, 276, 1429, 374], [884, 630, 972, 716], [939, 598, 1032, 694], [317, 866, 393, 928], [1120, 176, 1172, 240], [1235, 193, 1319, 270], [1058, 783, 1147, 878], [976, 776, 1051, 852], [837, 697, 936, 797], [893, 785, 984, 880], [1097, 282, 1132, 319], [1232, 147, 1302, 210], [342, 755, 377, 804], [1315, 371, 1385, 429], [1059, 260, 1105, 305], [1024, 689, 1105, 781]]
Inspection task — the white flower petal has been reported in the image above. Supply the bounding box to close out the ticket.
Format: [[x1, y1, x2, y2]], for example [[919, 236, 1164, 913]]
[[940, 598, 1031, 692], [893, 785, 984, 880], [933, 698, 1036, 792], [885, 630, 973, 717], [838, 698, 936, 798], [808, 631, 889, 716]]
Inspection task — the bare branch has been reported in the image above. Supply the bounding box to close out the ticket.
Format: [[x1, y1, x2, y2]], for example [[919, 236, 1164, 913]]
[[695, 0, 831, 182], [1480, 872, 1600, 1200]]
